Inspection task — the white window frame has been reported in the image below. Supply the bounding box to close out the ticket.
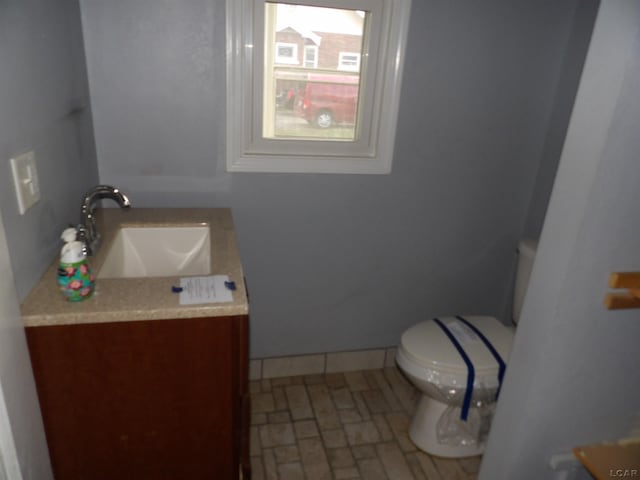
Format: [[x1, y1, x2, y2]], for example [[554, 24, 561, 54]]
[[338, 52, 361, 71], [275, 42, 299, 64], [226, 0, 412, 174], [303, 45, 319, 68]]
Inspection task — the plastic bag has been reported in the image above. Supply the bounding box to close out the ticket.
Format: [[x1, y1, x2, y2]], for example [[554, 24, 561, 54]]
[[436, 400, 495, 446], [416, 367, 499, 447]]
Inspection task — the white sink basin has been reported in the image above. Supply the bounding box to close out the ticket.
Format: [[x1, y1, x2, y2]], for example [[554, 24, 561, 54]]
[[98, 226, 211, 279]]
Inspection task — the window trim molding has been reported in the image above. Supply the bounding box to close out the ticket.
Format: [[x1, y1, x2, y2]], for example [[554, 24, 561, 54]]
[[303, 45, 319, 68], [226, 0, 412, 174], [275, 42, 299, 64], [338, 52, 361, 71]]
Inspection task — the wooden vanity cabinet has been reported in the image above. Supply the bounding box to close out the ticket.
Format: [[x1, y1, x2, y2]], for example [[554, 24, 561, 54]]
[[26, 315, 250, 480]]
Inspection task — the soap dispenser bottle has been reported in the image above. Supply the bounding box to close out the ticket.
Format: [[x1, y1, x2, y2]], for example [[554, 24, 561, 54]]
[[57, 227, 95, 301]]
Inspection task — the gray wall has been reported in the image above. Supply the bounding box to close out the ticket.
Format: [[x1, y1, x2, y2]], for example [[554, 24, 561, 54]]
[[79, 0, 591, 358], [0, 0, 99, 300], [0, 0, 92, 475], [523, 0, 598, 239], [481, 1, 640, 477]]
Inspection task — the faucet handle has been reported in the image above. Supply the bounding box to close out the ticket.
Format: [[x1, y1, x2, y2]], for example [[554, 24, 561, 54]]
[[75, 225, 90, 256]]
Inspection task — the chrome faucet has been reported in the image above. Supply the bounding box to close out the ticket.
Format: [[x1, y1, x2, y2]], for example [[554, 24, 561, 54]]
[[77, 185, 131, 256]]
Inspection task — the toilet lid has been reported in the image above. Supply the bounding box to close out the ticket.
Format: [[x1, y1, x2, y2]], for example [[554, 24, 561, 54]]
[[399, 316, 514, 375]]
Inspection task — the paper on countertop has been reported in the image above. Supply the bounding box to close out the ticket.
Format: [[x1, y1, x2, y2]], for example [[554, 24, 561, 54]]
[[179, 275, 234, 305]]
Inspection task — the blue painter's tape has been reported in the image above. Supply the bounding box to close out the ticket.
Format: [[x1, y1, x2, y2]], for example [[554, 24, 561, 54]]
[[456, 316, 507, 399], [433, 318, 474, 421]]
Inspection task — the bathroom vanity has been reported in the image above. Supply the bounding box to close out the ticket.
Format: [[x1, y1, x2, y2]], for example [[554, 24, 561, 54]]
[[21, 208, 250, 480]]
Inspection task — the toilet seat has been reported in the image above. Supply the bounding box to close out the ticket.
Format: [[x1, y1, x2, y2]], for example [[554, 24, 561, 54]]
[[398, 316, 514, 384]]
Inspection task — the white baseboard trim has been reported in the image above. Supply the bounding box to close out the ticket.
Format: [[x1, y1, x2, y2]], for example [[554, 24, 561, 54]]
[[249, 347, 398, 381]]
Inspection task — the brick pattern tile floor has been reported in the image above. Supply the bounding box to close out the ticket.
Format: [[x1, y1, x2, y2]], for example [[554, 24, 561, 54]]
[[249, 367, 481, 480]]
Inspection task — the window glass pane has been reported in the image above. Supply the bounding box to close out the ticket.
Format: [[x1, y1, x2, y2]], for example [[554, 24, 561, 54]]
[[264, 2, 366, 141]]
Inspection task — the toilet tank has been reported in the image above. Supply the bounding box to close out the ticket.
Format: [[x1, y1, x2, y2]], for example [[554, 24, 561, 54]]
[[513, 239, 538, 324]]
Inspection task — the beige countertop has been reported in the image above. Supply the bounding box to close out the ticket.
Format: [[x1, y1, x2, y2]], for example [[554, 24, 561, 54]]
[[21, 208, 249, 327]]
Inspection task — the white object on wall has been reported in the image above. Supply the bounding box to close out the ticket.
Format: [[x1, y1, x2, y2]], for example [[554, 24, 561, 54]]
[[9, 151, 40, 215]]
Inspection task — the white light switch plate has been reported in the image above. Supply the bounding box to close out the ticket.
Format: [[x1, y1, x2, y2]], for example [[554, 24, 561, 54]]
[[10, 150, 40, 215]]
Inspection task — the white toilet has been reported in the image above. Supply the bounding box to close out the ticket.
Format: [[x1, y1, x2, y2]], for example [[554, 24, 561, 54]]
[[396, 239, 537, 458]]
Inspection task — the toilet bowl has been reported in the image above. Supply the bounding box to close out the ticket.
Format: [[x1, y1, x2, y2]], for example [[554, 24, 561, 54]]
[[397, 315, 513, 457], [396, 240, 537, 458]]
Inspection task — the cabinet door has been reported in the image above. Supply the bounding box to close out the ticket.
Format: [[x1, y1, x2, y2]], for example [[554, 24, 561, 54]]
[[27, 316, 245, 480]]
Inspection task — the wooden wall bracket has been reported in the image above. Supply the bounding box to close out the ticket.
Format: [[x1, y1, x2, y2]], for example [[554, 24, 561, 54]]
[[573, 438, 640, 480], [604, 272, 640, 309]]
